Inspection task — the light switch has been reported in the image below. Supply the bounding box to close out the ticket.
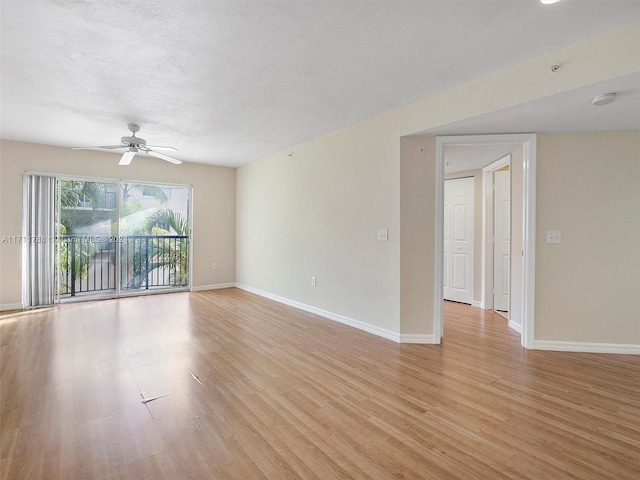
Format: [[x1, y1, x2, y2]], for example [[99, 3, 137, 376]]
[[546, 230, 561, 244], [378, 229, 388, 241]]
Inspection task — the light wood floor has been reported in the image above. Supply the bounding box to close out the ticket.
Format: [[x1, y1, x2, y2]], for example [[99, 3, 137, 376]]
[[1, 290, 639, 479]]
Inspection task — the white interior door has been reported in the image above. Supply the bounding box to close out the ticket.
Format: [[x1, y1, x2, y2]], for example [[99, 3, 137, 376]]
[[493, 169, 510, 312], [443, 177, 474, 304]]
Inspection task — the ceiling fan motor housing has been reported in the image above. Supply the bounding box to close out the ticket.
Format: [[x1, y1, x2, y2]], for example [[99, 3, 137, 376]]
[[121, 135, 146, 147]]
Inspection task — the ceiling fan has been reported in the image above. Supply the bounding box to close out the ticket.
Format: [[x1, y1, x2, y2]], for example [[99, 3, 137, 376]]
[[72, 123, 182, 165]]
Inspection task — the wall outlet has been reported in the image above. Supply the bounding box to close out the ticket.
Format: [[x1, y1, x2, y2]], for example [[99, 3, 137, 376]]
[[212, 262, 218, 270], [378, 229, 388, 241], [546, 231, 561, 244], [311, 276, 316, 287]]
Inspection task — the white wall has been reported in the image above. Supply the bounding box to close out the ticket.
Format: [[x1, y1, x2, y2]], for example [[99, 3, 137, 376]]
[[237, 113, 402, 336], [535, 131, 640, 345], [0, 140, 236, 308], [236, 22, 640, 346], [400, 136, 436, 339], [3, 22, 639, 350]]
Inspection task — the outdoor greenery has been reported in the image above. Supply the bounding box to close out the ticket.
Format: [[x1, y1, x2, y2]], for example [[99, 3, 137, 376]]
[[59, 180, 106, 209], [55, 223, 97, 293], [123, 209, 190, 289], [57, 180, 189, 294], [59, 180, 114, 234], [121, 183, 168, 203]]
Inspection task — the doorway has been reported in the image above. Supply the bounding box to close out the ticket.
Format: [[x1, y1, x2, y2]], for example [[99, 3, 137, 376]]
[[434, 134, 537, 349], [483, 157, 512, 319]]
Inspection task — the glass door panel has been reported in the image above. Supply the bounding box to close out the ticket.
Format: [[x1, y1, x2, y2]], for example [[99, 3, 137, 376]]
[[55, 180, 118, 300], [119, 183, 190, 293]]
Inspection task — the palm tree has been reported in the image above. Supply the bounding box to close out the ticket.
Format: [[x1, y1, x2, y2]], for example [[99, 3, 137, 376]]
[[57, 180, 107, 295], [146, 209, 189, 236], [121, 183, 168, 203], [55, 223, 96, 294], [123, 209, 189, 289], [59, 180, 106, 209]]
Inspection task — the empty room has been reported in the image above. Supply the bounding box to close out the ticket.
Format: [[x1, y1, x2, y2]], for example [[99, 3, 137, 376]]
[[1, 1, 639, 479]]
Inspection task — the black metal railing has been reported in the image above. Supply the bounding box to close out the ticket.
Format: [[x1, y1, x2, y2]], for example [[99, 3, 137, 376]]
[[56, 235, 189, 297]]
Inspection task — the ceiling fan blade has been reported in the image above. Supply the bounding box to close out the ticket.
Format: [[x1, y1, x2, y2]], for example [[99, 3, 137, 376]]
[[119, 150, 137, 166], [147, 149, 182, 165], [72, 145, 125, 150], [144, 145, 179, 152]]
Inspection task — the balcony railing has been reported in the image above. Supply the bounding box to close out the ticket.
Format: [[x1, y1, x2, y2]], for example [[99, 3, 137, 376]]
[[56, 235, 189, 297]]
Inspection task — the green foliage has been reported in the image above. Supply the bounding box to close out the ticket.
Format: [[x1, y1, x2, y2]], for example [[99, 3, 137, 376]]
[[146, 209, 190, 236], [123, 236, 189, 289], [123, 210, 190, 289], [120, 199, 145, 219], [121, 183, 168, 203], [59, 180, 106, 208], [55, 224, 97, 292], [57, 181, 107, 291], [59, 180, 116, 234], [57, 179, 188, 294], [61, 210, 114, 235]]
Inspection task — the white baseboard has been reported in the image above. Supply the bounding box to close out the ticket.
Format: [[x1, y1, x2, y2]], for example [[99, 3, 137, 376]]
[[235, 283, 414, 343], [534, 340, 640, 355], [508, 319, 523, 334], [398, 334, 436, 344], [471, 300, 483, 308], [191, 283, 236, 292], [0, 303, 23, 312]]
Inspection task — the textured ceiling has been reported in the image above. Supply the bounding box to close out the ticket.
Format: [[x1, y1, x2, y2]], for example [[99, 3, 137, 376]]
[[1, 1, 639, 167], [427, 71, 640, 138], [437, 71, 640, 173]]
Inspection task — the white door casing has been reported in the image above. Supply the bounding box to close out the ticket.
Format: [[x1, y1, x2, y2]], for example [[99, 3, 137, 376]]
[[493, 169, 510, 312], [443, 177, 474, 304], [434, 134, 537, 349]]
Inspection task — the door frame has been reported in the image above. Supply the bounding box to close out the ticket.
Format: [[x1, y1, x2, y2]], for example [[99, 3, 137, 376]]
[[50, 173, 194, 303], [482, 154, 511, 312], [434, 134, 537, 349]]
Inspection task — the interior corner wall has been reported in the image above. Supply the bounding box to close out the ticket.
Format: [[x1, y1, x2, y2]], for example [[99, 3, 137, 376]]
[[535, 131, 640, 346], [236, 113, 402, 336], [0, 140, 236, 307], [400, 136, 436, 336]]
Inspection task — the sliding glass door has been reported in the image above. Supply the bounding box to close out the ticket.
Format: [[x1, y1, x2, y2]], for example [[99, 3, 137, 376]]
[[54, 178, 191, 302], [119, 183, 190, 293], [56, 180, 118, 299]]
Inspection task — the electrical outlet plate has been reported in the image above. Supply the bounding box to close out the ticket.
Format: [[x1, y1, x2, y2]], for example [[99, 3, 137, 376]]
[[546, 231, 561, 244], [311, 276, 316, 286]]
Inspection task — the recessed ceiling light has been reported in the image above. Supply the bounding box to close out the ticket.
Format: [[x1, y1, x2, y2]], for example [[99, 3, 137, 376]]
[[592, 93, 616, 106], [541, 0, 562, 4]]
